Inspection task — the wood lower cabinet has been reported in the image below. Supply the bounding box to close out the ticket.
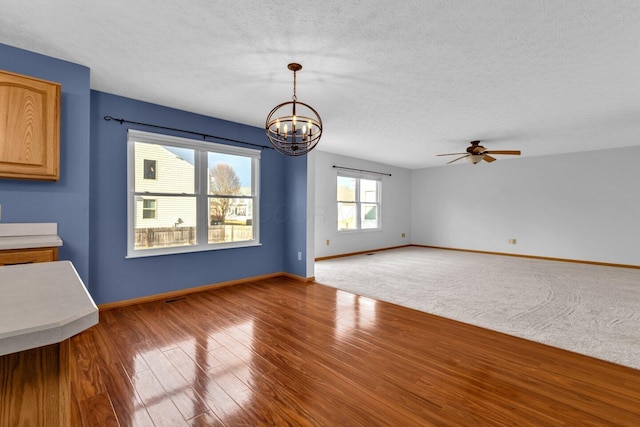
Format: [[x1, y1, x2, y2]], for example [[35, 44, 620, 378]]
[[0, 70, 60, 181], [0, 341, 70, 427], [0, 247, 58, 266]]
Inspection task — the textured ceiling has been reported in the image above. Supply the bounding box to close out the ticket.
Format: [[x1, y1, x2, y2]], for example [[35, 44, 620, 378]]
[[2, 0, 639, 169]]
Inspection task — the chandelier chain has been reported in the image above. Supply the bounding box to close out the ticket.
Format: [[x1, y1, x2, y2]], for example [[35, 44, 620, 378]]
[[292, 69, 297, 101]]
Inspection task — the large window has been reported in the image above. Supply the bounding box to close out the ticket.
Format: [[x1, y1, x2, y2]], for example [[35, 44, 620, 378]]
[[337, 174, 381, 231], [127, 130, 260, 258]]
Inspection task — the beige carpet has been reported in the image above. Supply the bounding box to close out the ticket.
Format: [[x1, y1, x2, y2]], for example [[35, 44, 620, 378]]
[[314, 246, 640, 370]]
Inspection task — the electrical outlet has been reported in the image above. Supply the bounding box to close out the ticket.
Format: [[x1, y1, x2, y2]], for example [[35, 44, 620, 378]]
[[326, 239, 330, 245], [297, 252, 302, 261], [402, 232, 406, 238], [508, 238, 517, 244]]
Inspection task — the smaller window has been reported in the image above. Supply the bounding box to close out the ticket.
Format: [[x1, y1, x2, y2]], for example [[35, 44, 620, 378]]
[[337, 174, 381, 231], [142, 199, 157, 219], [143, 159, 157, 180]]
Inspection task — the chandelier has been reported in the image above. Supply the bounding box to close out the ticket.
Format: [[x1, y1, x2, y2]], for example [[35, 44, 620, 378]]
[[265, 63, 323, 156]]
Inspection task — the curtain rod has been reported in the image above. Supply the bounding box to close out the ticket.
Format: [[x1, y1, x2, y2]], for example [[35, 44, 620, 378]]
[[332, 165, 391, 177], [103, 116, 273, 150]]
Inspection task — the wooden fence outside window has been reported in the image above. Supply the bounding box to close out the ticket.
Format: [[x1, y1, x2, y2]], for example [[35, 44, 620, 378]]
[[135, 226, 252, 249]]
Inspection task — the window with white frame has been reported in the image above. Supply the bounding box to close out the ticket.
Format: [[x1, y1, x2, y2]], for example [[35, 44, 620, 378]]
[[143, 159, 157, 180], [127, 130, 260, 258], [337, 174, 381, 231], [142, 199, 157, 219]]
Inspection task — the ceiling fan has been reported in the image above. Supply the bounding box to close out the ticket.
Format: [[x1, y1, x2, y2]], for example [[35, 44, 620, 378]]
[[437, 140, 521, 164]]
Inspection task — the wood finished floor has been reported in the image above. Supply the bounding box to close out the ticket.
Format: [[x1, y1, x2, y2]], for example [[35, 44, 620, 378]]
[[70, 277, 640, 426]]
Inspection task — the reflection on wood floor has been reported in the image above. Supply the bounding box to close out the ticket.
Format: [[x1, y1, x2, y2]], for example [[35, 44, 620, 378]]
[[70, 277, 640, 426]]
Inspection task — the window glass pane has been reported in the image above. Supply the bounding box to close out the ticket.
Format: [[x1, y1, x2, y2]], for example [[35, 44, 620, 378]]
[[209, 198, 254, 243], [134, 196, 196, 250], [143, 159, 157, 179], [135, 142, 194, 193], [209, 153, 252, 196], [142, 199, 156, 219], [338, 202, 357, 230], [361, 204, 379, 229], [360, 179, 378, 202], [337, 176, 356, 202]]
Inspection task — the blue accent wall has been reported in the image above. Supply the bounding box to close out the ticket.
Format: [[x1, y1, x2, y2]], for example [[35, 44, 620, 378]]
[[0, 43, 91, 282], [283, 155, 308, 277], [1, 42, 309, 305], [90, 91, 289, 304]]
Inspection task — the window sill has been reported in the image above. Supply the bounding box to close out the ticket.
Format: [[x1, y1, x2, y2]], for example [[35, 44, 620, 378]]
[[125, 241, 262, 259]]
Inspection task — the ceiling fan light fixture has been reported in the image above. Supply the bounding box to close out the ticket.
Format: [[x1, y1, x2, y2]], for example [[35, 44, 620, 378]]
[[265, 63, 323, 156], [438, 140, 521, 165], [467, 154, 484, 164]]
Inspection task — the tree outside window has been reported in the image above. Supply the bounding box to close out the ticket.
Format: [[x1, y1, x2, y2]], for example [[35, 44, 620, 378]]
[[207, 152, 255, 242], [209, 163, 241, 225]]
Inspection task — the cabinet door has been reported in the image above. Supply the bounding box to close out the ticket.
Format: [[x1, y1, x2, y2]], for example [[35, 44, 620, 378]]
[[0, 70, 60, 181], [0, 247, 58, 266]]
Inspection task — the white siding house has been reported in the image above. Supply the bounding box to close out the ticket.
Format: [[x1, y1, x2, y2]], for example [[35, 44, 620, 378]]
[[134, 142, 196, 229]]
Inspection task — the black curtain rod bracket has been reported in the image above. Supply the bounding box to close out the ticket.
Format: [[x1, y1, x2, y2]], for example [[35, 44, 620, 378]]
[[103, 115, 272, 150], [332, 165, 391, 177]]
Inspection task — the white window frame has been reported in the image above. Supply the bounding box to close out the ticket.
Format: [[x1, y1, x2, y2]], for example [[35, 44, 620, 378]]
[[337, 172, 382, 232], [127, 129, 261, 258]]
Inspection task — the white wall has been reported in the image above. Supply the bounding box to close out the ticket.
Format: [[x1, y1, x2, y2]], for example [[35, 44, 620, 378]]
[[314, 151, 412, 258], [411, 145, 640, 265]]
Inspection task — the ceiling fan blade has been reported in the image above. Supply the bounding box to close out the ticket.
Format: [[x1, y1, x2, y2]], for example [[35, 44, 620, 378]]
[[437, 152, 467, 156], [483, 154, 497, 162], [447, 155, 469, 164], [484, 150, 521, 155]]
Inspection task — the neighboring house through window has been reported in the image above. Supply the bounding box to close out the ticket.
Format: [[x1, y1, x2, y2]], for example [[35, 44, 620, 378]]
[[337, 173, 381, 231], [127, 130, 260, 257]]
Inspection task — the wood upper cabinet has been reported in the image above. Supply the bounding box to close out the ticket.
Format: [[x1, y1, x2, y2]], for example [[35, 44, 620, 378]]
[[0, 70, 60, 181]]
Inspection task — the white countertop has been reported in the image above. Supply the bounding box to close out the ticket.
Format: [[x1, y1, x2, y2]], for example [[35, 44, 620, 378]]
[[0, 261, 98, 356], [0, 222, 63, 250]]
